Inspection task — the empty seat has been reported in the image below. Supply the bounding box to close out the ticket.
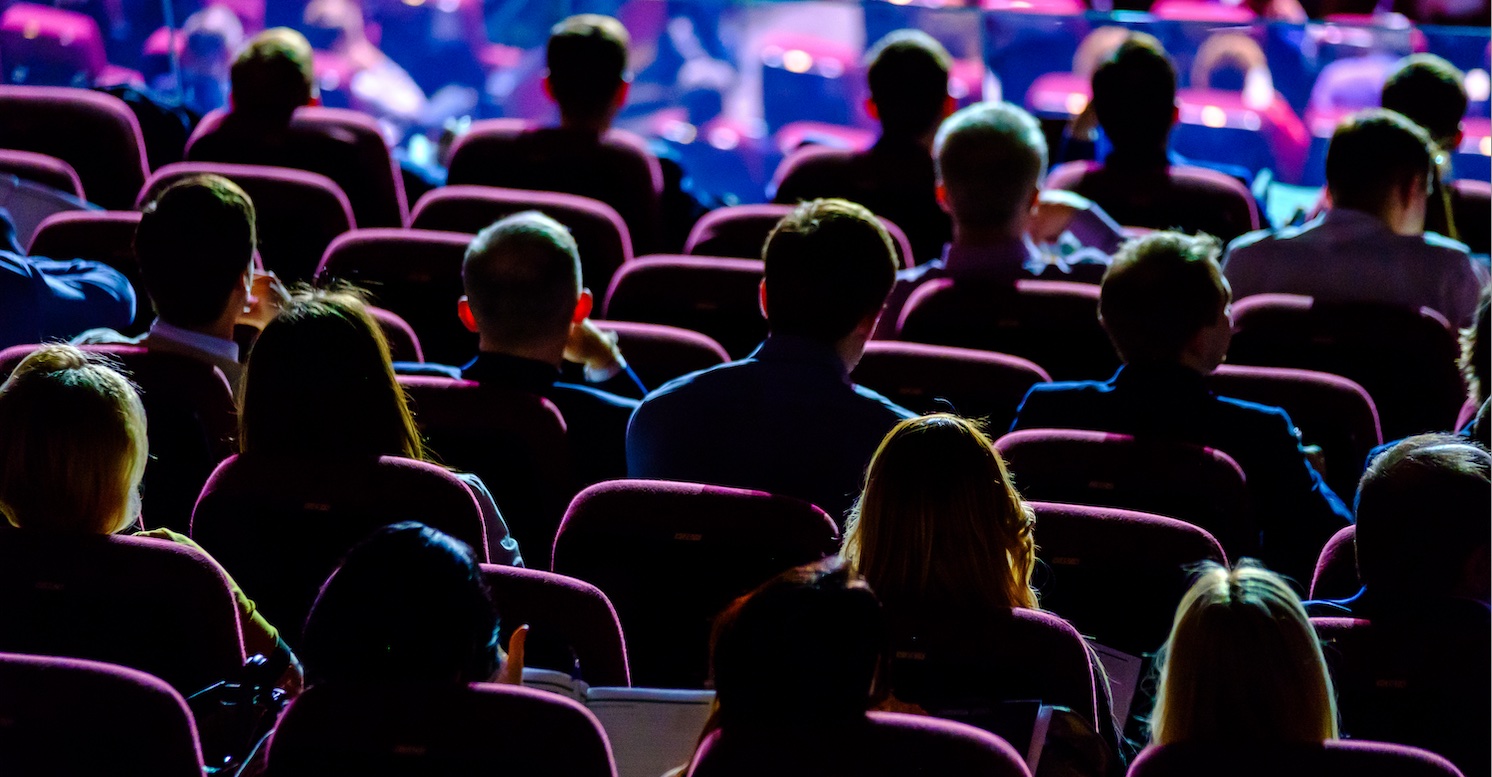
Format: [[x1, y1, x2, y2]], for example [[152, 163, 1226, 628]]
[[590, 320, 730, 392], [0, 652, 205, 777], [552, 480, 839, 688], [898, 278, 1120, 381], [140, 162, 355, 283], [481, 564, 629, 687], [1031, 502, 1227, 657], [0, 148, 84, 198], [683, 203, 917, 269], [27, 211, 146, 332], [685, 712, 1030, 777], [0, 344, 237, 533], [410, 186, 631, 295], [0, 85, 148, 209], [1208, 364, 1382, 498], [1227, 294, 1466, 441], [1128, 740, 1464, 777], [316, 228, 474, 366], [851, 342, 1050, 434], [267, 683, 618, 777], [190, 454, 491, 643], [996, 429, 1258, 560], [602, 255, 766, 360], [367, 305, 423, 363], [1043, 160, 1259, 244], [1310, 524, 1360, 600], [0, 528, 245, 694]]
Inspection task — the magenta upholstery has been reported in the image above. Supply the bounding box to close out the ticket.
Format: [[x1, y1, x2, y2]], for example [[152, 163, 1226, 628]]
[[481, 564, 629, 687], [367, 305, 424, 363], [1128, 740, 1464, 777], [898, 278, 1121, 381], [0, 148, 83, 198], [602, 255, 766, 359], [0, 652, 205, 776], [591, 320, 730, 390], [267, 683, 618, 777], [1455, 398, 1478, 433], [0, 86, 149, 210], [686, 711, 1030, 777], [1228, 294, 1466, 441], [1147, 0, 1256, 20], [317, 228, 473, 365], [1310, 524, 1359, 600], [852, 341, 1050, 433], [410, 185, 632, 294], [190, 453, 490, 643], [1032, 502, 1227, 656], [141, 162, 355, 283], [1209, 364, 1381, 497], [0, 5, 108, 88], [0, 529, 245, 694], [0, 344, 237, 532], [683, 203, 918, 270], [399, 376, 572, 568], [997, 429, 1257, 559], [1044, 160, 1259, 244], [552, 479, 840, 688]]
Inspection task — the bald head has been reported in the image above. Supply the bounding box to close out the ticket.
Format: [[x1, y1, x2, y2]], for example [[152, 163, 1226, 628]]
[[935, 102, 1047, 235], [461, 212, 583, 352]]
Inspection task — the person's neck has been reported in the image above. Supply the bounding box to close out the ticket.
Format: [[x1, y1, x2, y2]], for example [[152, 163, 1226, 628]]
[[951, 222, 1024, 248], [164, 316, 237, 343], [477, 336, 564, 369], [557, 114, 611, 137], [879, 126, 938, 153], [1106, 141, 1169, 167]]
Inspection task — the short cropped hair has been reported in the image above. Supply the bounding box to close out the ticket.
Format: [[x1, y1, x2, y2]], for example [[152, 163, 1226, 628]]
[[1326, 110, 1434, 216], [1382, 54, 1467, 149], [135, 175, 256, 329], [1092, 33, 1176, 151], [865, 30, 951, 140], [762, 199, 897, 343], [935, 102, 1047, 230], [546, 15, 629, 121], [230, 28, 315, 123], [462, 212, 582, 348], [1100, 231, 1228, 364], [1355, 434, 1491, 601]]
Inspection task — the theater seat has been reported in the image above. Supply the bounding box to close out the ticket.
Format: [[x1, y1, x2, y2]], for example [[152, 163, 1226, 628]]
[[1310, 524, 1359, 601], [590, 320, 730, 393], [602, 255, 767, 360], [683, 203, 917, 269], [27, 211, 147, 332], [1044, 160, 1259, 244], [0, 85, 149, 210], [851, 341, 1050, 433], [1129, 740, 1464, 777], [0, 148, 84, 198], [481, 564, 629, 687]]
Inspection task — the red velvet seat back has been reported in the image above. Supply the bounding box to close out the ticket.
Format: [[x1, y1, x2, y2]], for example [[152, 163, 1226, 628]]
[[0, 85, 148, 210], [852, 341, 1050, 434], [481, 564, 629, 687], [602, 255, 766, 360], [684, 202, 916, 269], [1129, 740, 1464, 777]]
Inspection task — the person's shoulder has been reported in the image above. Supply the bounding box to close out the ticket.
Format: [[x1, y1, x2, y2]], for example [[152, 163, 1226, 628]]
[[1419, 230, 1473, 257], [71, 327, 140, 346], [850, 381, 916, 420], [1213, 393, 1298, 435], [637, 359, 745, 406], [1224, 225, 1285, 259], [1024, 379, 1111, 400], [552, 380, 640, 413]]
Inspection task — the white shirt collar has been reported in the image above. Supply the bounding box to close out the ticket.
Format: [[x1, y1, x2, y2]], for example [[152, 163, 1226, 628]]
[[148, 319, 240, 364]]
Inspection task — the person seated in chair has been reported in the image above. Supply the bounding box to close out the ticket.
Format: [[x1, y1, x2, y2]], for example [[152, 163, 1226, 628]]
[[1011, 231, 1352, 582], [0, 209, 135, 350]]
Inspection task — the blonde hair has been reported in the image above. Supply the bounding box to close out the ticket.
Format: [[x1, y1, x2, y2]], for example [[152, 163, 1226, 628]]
[[842, 414, 1038, 613], [0, 345, 148, 535], [1151, 561, 1338, 745]]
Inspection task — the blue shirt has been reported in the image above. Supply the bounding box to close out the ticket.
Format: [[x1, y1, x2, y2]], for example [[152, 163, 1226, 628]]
[[0, 252, 135, 350], [626, 335, 915, 524]]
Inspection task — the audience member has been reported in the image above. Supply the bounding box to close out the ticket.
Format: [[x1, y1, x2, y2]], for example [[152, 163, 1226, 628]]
[[151, 5, 244, 116], [238, 288, 521, 566], [1150, 561, 1337, 745], [772, 30, 955, 263], [627, 199, 913, 522], [1462, 292, 1490, 444], [0, 344, 284, 660], [302, 0, 429, 125], [1012, 231, 1352, 581], [1222, 110, 1485, 328], [75, 175, 287, 394], [1, 210, 135, 350], [452, 212, 637, 485]]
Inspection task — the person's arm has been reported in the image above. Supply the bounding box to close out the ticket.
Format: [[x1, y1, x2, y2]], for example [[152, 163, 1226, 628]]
[[1249, 408, 1353, 584], [10, 256, 136, 341], [456, 472, 524, 568], [134, 528, 284, 659]]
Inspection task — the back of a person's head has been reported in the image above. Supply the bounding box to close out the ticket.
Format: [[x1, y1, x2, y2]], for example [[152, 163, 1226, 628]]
[[865, 30, 952, 140], [1152, 561, 1338, 745], [1461, 289, 1489, 407], [230, 27, 315, 123], [1091, 33, 1176, 151], [1382, 54, 1467, 149], [935, 102, 1047, 231], [239, 288, 423, 461], [844, 414, 1036, 613], [0, 345, 147, 535], [710, 558, 886, 730], [1325, 109, 1433, 216], [1099, 231, 1227, 365], [135, 174, 256, 330], [462, 211, 582, 349], [762, 199, 896, 343], [546, 15, 629, 122], [1354, 434, 1491, 603], [300, 521, 500, 687], [182, 5, 243, 73]]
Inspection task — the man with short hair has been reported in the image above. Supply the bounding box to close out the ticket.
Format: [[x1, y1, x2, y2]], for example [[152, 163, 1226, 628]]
[[627, 199, 914, 523], [772, 30, 955, 263], [1011, 231, 1351, 581], [1222, 110, 1485, 328]]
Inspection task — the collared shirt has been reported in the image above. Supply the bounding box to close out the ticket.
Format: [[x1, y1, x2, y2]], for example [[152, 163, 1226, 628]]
[[1222, 208, 1487, 328], [148, 319, 240, 366], [626, 334, 914, 524]]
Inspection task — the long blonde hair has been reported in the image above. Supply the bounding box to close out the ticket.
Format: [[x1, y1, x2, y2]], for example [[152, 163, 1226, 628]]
[[1151, 561, 1338, 745], [0, 345, 148, 535], [842, 414, 1038, 613]]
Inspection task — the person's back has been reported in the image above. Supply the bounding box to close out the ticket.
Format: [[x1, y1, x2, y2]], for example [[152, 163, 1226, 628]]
[[1223, 109, 1485, 328], [627, 199, 913, 523]]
